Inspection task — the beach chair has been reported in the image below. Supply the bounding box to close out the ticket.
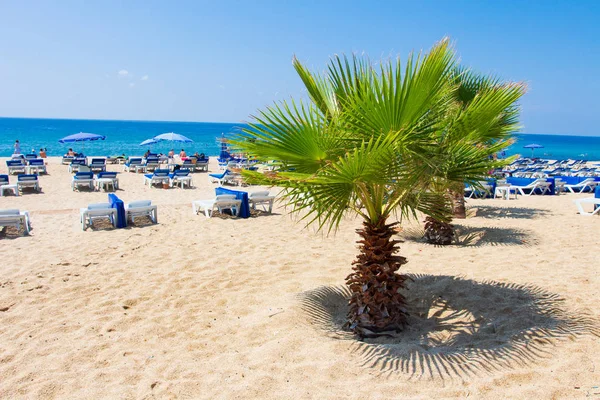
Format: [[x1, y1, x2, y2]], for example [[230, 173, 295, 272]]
[[61, 155, 75, 165], [89, 158, 107, 173], [143, 169, 170, 188], [6, 160, 26, 175], [510, 179, 552, 196], [68, 158, 88, 173], [17, 174, 40, 193], [464, 181, 493, 199], [208, 170, 238, 186], [192, 194, 241, 218], [123, 157, 143, 172], [169, 169, 193, 188], [72, 172, 95, 191], [125, 200, 158, 224], [574, 197, 600, 216], [27, 159, 47, 174], [144, 156, 160, 172], [0, 175, 18, 197], [95, 172, 119, 191], [181, 159, 197, 172], [80, 203, 117, 231], [248, 191, 275, 213], [195, 158, 209, 172], [564, 178, 599, 194], [0, 209, 31, 235]]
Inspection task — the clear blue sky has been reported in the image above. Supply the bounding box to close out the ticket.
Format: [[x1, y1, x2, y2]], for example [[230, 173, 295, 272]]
[[1, 0, 599, 135]]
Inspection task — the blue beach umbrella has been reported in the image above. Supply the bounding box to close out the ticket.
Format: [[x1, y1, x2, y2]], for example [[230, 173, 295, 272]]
[[523, 143, 544, 158], [58, 132, 106, 153]]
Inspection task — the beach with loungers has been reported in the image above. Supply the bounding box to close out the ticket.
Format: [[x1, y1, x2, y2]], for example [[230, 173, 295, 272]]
[[1, 154, 599, 398]]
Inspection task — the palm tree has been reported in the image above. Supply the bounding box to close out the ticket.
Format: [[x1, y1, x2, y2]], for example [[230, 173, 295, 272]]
[[233, 39, 525, 337]]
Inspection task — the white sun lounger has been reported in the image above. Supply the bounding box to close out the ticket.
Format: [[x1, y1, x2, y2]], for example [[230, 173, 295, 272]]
[[17, 175, 41, 193], [248, 191, 275, 213], [574, 197, 600, 216], [510, 179, 552, 196], [72, 172, 95, 191], [564, 178, 599, 194], [125, 200, 158, 224], [0, 209, 31, 235], [192, 194, 241, 218], [80, 203, 117, 231]]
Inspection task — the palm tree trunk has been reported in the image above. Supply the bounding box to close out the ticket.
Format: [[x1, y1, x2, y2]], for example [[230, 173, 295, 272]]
[[423, 216, 455, 245], [450, 187, 466, 219], [345, 219, 409, 338]]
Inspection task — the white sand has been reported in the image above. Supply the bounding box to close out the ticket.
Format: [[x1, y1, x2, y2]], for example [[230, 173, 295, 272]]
[[1, 157, 599, 399]]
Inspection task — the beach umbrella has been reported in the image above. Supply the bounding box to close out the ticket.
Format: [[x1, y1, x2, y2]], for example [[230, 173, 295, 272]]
[[153, 132, 193, 143], [140, 138, 158, 146], [58, 132, 106, 153], [523, 143, 544, 158]]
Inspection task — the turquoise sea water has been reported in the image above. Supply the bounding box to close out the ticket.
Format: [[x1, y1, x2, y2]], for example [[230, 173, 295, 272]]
[[0, 117, 599, 160]]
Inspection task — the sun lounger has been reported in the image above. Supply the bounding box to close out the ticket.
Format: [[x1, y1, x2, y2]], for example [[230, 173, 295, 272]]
[[195, 159, 209, 172], [192, 194, 242, 218], [574, 197, 600, 216], [89, 158, 107, 173], [0, 175, 18, 197], [80, 203, 117, 230], [510, 178, 552, 196], [26, 159, 47, 174], [248, 191, 275, 213], [181, 159, 197, 172], [72, 172, 95, 191], [123, 157, 143, 172], [169, 169, 193, 188], [564, 178, 599, 194], [464, 181, 493, 199], [0, 209, 31, 235], [62, 155, 75, 165], [209, 170, 239, 186], [6, 160, 26, 175], [17, 174, 40, 193], [143, 169, 170, 187], [68, 158, 88, 173], [125, 200, 158, 224], [144, 156, 160, 172], [95, 172, 119, 191]]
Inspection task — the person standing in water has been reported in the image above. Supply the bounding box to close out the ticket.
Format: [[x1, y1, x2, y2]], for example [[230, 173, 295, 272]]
[[14, 140, 21, 154]]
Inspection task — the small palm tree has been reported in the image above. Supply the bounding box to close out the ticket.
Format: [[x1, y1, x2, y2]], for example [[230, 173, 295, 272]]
[[234, 39, 525, 337], [421, 69, 524, 245]]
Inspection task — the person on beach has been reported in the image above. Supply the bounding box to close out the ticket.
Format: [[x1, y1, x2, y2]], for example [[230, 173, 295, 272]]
[[179, 149, 187, 159], [67, 148, 75, 156], [39, 148, 47, 158], [168, 149, 175, 160], [14, 140, 21, 154], [144, 149, 151, 158]]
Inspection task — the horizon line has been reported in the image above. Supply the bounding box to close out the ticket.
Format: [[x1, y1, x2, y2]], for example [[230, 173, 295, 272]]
[[0, 115, 598, 138]]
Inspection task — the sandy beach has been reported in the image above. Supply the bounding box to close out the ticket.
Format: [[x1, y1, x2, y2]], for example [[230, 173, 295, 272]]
[[1, 157, 599, 399]]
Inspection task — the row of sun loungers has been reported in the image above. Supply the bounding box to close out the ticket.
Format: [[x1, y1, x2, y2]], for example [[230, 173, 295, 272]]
[[72, 172, 119, 191], [124, 157, 209, 173], [6, 159, 47, 175], [0, 174, 41, 195], [192, 191, 275, 218]]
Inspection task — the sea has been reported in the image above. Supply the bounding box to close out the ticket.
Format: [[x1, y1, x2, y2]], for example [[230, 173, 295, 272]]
[[0, 117, 599, 160]]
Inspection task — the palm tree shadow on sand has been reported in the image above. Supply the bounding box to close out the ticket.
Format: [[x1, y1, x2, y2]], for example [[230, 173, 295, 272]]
[[400, 225, 538, 247], [299, 274, 599, 380], [466, 205, 552, 220]]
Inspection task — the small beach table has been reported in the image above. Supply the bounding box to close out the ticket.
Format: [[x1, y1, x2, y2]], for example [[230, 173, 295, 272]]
[[494, 185, 519, 200]]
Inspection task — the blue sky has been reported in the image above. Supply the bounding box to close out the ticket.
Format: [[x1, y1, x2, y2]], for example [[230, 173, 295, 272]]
[[0, 0, 599, 135]]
